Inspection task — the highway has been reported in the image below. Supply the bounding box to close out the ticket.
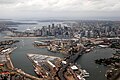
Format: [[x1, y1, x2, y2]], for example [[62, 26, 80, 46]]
[[57, 48, 85, 80]]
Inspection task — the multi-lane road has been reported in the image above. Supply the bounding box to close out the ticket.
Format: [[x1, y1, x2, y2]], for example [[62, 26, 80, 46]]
[[57, 49, 85, 80]]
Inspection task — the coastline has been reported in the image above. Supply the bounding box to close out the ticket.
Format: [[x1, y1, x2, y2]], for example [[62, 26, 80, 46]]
[[6, 47, 43, 80], [6, 53, 15, 70], [6, 47, 17, 70], [4, 36, 55, 39]]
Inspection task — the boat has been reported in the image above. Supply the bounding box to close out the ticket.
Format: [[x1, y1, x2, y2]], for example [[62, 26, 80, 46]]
[[85, 49, 91, 53], [77, 75, 86, 80], [82, 70, 89, 78], [98, 45, 109, 48], [47, 46, 51, 51], [83, 74, 89, 78]]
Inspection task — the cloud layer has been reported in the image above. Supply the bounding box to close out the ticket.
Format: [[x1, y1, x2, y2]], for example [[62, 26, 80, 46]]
[[0, 0, 120, 19]]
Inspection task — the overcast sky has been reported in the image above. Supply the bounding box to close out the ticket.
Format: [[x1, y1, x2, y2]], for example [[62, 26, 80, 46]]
[[0, 0, 120, 20]]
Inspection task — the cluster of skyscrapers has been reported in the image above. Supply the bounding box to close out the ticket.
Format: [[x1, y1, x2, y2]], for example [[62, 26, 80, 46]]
[[1, 20, 120, 39], [33, 21, 120, 38], [33, 23, 73, 38], [72, 21, 120, 38]]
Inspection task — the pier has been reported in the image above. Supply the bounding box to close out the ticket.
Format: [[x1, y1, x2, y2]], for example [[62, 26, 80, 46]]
[[5, 47, 17, 70], [7, 49, 44, 80], [0, 45, 44, 80], [6, 54, 14, 70], [16, 69, 43, 80]]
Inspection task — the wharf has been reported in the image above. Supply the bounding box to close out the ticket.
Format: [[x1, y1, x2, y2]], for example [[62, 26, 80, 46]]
[[0, 47, 43, 80], [27, 54, 62, 79], [2, 47, 17, 70], [16, 69, 43, 80], [6, 54, 14, 70]]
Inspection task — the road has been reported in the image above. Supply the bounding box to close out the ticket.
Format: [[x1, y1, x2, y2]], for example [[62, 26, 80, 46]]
[[57, 49, 85, 80]]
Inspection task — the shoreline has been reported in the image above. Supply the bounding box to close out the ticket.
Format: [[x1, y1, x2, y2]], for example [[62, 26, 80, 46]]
[[6, 47, 17, 70], [6, 54, 15, 70], [4, 36, 55, 39], [6, 47, 43, 80]]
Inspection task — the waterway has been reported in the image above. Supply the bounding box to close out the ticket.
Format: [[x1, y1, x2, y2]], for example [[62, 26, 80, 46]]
[[1, 33, 116, 80], [77, 47, 115, 80], [10, 38, 65, 76], [0, 21, 116, 80]]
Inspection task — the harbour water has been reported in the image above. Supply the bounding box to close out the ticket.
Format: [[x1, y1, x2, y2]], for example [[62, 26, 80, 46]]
[[0, 21, 116, 80], [10, 38, 65, 76], [9, 21, 64, 32], [77, 47, 115, 80], [0, 33, 116, 80]]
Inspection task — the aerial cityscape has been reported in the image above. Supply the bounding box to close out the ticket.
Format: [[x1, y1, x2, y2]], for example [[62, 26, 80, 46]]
[[0, 0, 120, 80]]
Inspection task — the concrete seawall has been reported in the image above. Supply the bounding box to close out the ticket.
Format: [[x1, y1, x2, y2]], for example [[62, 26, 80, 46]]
[[6, 47, 43, 80]]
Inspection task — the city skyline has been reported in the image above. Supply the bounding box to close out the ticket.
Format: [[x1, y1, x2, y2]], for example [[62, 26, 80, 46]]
[[0, 0, 120, 20], [0, 1, 120, 79]]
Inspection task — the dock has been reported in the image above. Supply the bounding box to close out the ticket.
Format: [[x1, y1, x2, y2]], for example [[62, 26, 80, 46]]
[[16, 69, 43, 80], [6, 47, 17, 69], [0, 46, 44, 80], [6, 54, 14, 70]]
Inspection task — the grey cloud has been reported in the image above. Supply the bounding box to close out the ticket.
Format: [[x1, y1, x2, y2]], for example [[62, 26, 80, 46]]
[[0, 0, 17, 4], [0, 0, 120, 19]]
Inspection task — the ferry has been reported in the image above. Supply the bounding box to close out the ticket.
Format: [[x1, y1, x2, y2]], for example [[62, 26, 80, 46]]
[[47, 46, 51, 51], [85, 49, 91, 53], [98, 45, 109, 48], [82, 70, 89, 78]]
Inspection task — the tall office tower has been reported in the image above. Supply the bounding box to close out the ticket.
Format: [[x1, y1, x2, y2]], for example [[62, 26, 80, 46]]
[[41, 26, 47, 36], [85, 30, 88, 37], [52, 23, 55, 29], [90, 30, 94, 38], [48, 25, 52, 36]]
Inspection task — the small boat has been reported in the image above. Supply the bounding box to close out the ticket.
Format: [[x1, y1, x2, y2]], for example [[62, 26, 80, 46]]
[[85, 49, 91, 52], [98, 45, 109, 48], [83, 74, 89, 78], [82, 70, 89, 78]]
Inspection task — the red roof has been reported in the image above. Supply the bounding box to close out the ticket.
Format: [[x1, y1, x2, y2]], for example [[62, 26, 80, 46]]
[[0, 72, 10, 74], [0, 64, 4, 66]]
